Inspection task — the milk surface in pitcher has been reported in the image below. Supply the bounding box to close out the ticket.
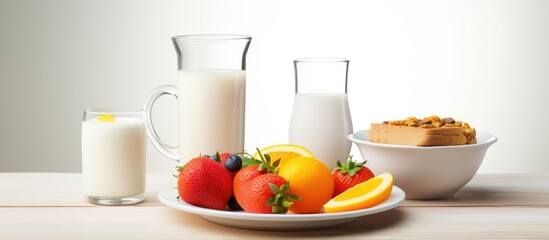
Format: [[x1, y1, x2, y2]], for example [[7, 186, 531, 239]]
[[177, 70, 246, 162]]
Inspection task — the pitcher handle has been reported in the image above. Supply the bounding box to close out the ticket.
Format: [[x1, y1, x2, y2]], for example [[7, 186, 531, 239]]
[[144, 85, 179, 161]]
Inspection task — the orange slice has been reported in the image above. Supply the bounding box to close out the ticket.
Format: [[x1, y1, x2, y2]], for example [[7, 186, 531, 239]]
[[323, 172, 393, 213], [253, 144, 314, 169]]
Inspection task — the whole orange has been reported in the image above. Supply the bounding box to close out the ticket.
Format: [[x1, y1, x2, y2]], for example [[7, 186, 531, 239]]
[[277, 156, 334, 213]]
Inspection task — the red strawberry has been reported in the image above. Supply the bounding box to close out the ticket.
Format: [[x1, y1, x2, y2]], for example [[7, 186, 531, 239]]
[[233, 165, 267, 198], [236, 174, 299, 214], [332, 156, 375, 197], [232, 148, 279, 196], [216, 152, 232, 164], [212, 152, 236, 179], [232, 148, 288, 213], [178, 157, 233, 210]]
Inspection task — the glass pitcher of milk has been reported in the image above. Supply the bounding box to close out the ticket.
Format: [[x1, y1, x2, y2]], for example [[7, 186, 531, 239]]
[[288, 58, 353, 169], [145, 35, 251, 163]]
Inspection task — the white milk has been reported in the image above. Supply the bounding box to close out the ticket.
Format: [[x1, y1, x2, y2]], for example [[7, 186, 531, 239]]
[[178, 70, 246, 162], [289, 93, 353, 169], [82, 117, 146, 197]]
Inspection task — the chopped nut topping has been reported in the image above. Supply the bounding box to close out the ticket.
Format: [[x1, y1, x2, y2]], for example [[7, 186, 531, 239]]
[[381, 115, 476, 144], [442, 118, 455, 125]]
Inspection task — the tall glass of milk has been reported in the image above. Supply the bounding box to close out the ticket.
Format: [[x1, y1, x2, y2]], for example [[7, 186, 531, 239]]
[[289, 58, 353, 169], [144, 35, 251, 163], [82, 108, 147, 205]]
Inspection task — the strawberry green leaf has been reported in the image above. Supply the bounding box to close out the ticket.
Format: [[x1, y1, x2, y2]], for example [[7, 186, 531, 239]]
[[266, 182, 300, 214], [269, 182, 280, 194], [335, 155, 367, 177], [213, 151, 221, 163], [281, 200, 293, 208], [287, 195, 301, 201], [273, 158, 281, 168], [266, 196, 277, 206], [239, 148, 279, 173], [242, 156, 260, 168]]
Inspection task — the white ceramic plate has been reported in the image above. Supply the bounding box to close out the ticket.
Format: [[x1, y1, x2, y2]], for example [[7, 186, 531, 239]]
[[157, 186, 405, 230]]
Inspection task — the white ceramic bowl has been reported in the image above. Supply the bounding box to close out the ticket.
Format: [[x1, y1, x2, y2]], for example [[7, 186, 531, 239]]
[[348, 130, 497, 200]]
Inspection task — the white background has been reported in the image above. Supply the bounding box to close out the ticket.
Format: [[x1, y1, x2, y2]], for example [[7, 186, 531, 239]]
[[1, 0, 548, 173]]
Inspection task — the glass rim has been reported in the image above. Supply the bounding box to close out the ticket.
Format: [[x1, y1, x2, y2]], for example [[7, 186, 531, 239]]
[[172, 34, 252, 41], [84, 108, 144, 115], [294, 57, 349, 63]]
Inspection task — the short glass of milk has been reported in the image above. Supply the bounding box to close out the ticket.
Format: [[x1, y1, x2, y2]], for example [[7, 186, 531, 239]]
[[81, 108, 147, 205]]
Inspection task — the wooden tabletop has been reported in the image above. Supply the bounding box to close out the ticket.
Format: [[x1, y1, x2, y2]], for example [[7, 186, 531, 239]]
[[0, 173, 547, 239]]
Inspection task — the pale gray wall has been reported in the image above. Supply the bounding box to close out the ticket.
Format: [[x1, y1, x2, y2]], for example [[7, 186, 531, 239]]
[[1, 0, 548, 173]]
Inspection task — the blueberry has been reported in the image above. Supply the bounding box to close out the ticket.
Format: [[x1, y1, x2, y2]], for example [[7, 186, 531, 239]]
[[227, 196, 242, 211], [224, 154, 242, 172], [201, 154, 211, 159], [209, 154, 218, 161]]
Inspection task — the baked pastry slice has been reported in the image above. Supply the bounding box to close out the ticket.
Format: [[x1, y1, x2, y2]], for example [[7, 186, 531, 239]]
[[368, 116, 477, 146]]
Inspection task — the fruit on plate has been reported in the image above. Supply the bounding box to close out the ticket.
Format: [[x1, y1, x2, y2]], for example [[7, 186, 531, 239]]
[[210, 152, 231, 163], [237, 174, 299, 213], [332, 156, 375, 197], [227, 196, 242, 211], [233, 165, 268, 199], [224, 154, 243, 172], [233, 147, 280, 197], [323, 172, 394, 213], [233, 148, 301, 213], [208, 152, 243, 210], [252, 144, 314, 170], [278, 156, 334, 213], [210, 152, 241, 179], [177, 156, 233, 210]]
